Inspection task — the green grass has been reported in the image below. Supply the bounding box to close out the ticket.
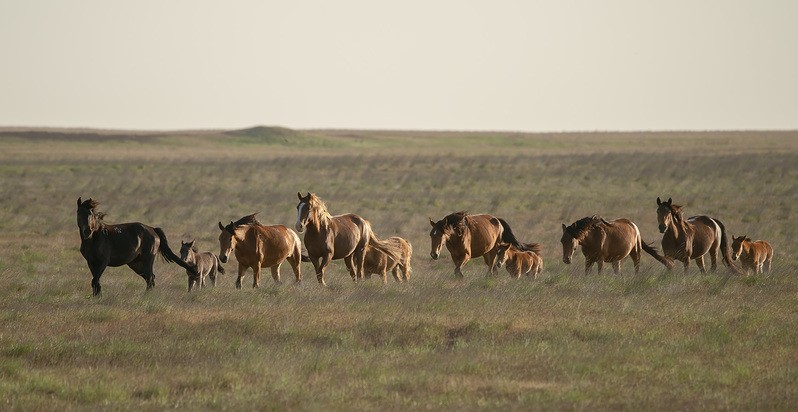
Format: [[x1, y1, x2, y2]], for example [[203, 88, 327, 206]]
[[0, 128, 796, 409]]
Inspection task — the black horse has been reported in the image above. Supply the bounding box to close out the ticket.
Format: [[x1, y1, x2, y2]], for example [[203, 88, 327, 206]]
[[76, 197, 197, 295]]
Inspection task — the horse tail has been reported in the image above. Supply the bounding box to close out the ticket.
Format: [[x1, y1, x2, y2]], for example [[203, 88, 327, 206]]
[[713, 218, 743, 275], [641, 240, 674, 270], [368, 233, 403, 264], [498, 218, 541, 253], [153, 227, 198, 276], [401, 239, 413, 280], [214, 254, 226, 275]]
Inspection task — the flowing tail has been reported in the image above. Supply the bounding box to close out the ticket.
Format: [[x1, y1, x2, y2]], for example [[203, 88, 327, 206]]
[[498, 218, 542, 253], [641, 240, 674, 270], [153, 227, 199, 277], [399, 238, 413, 281], [713, 218, 744, 275], [368, 233, 404, 264], [214, 254, 226, 275]]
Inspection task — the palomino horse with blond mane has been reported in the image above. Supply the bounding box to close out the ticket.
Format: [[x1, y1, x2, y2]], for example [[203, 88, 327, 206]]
[[428, 211, 539, 278], [561, 215, 672, 275], [362, 236, 413, 283], [731, 235, 773, 275], [656, 197, 741, 275], [218, 213, 304, 288], [295, 192, 402, 286], [76, 197, 197, 296]]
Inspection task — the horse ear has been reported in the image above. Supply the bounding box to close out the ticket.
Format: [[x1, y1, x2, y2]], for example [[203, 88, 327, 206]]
[[218, 221, 225, 231], [562, 223, 567, 232], [429, 218, 435, 227], [656, 197, 661, 206], [297, 192, 302, 200], [667, 197, 672, 205], [189, 239, 195, 246], [77, 197, 82, 207]]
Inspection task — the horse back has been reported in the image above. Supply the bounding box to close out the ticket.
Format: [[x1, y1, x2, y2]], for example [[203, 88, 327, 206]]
[[85, 222, 156, 267], [238, 224, 297, 266]]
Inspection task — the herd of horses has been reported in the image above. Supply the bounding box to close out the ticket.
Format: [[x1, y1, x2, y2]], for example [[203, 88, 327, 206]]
[[76, 194, 774, 296]]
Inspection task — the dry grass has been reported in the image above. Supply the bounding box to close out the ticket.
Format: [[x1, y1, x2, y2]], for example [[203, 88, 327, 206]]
[[0, 128, 796, 409]]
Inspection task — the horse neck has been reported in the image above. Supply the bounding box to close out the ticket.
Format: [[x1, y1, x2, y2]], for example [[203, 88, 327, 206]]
[[665, 213, 689, 239], [741, 240, 754, 255], [233, 226, 256, 253]]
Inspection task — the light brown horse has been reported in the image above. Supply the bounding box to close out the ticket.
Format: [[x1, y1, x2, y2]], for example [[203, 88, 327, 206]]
[[656, 197, 741, 275], [561, 215, 673, 275], [496, 243, 543, 279], [295, 192, 402, 286], [429, 211, 539, 278], [363, 236, 413, 283], [180, 240, 225, 291], [731, 235, 773, 275], [218, 213, 303, 288]]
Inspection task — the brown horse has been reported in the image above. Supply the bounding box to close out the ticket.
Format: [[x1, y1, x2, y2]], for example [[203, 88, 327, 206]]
[[429, 211, 539, 278], [731, 235, 773, 275], [656, 197, 741, 274], [496, 243, 543, 279], [76, 197, 197, 296], [295, 192, 402, 286], [180, 240, 225, 291], [218, 213, 303, 288], [362, 236, 413, 283], [561, 215, 673, 275]]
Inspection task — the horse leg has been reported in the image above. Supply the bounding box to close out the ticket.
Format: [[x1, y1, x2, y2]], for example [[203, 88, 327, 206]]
[[596, 260, 604, 275], [270, 264, 283, 285], [681, 258, 690, 275], [209, 266, 217, 287], [354, 245, 367, 281], [344, 255, 357, 282], [236, 263, 246, 289], [252, 265, 261, 288], [484, 250, 498, 276], [289, 253, 301, 284], [187, 276, 194, 292], [454, 255, 469, 278], [392, 266, 402, 282], [632, 250, 641, 275], [612, 260, 621, 275], [766, 256, 772, 274], [709, 246, 719, 272], [88, 261, 108, 296], [696, 256, 707, 274], [584, 260, 594, 276], [317, 253, 332, 286]]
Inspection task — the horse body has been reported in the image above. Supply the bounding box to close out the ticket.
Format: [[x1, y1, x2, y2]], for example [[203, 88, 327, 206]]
[[296, 193, 402, 286], [363, 236, 413, 283], [496, 244, 543, 279], [731, 236, 773, 274], [561, 215, 672, 275], [656, 197, 740, 274], [218, 214, 302, 288], [180, 240, 225, 291], [429, 212, 538, 278], [77, 197, 196, 296]]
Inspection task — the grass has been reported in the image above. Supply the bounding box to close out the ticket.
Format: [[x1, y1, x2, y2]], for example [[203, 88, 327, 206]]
[[0, 128, 796, 409]]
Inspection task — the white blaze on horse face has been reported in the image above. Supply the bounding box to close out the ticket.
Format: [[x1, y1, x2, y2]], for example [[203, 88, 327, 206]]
[[295, 202, 306, 232]]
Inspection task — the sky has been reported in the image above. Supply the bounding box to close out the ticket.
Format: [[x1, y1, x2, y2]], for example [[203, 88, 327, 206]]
[[1, 1, 796, 132]]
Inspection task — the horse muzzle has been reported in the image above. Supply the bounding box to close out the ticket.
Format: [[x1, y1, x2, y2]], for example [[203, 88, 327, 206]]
[[658, 224, 666, 233], [430, 252, 439, 260], [563, 257, 571, 264], [732, 254, 738, 261], [295, 222, 305, 233], [496, 261, 504, 268], [219, 254, 229, 264]]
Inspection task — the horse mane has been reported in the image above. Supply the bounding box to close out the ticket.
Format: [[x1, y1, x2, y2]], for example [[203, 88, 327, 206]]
[[231, 213, 261, 228], [307, 193, 333, 223], [80, 198, 101, 211], [437, 211, 468, 234], [565, 215, 603, 241]]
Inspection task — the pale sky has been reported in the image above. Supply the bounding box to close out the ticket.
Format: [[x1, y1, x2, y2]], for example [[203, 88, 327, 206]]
[[1, 1, 796, 132]]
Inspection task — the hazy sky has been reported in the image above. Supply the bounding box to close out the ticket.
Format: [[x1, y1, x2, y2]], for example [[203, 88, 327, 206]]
[[1, 1, 796, 131]]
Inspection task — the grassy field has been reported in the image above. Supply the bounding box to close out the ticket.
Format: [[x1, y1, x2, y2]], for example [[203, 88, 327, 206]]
[[0, 127, 797, 410]]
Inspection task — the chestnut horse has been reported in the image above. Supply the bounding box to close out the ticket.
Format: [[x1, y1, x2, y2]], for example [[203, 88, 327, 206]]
[[218, 213, 303, 288], [363, 236, 413, 283], [496, 243, 543, 279], [561, 215, 672, 275], [731, 235, 773, 275], [180, 240, 225, 291], [76, 197, 197, 296], [295, 192, 402, 286], [656, 197, 741, 275], [429, 211, 539, 278]]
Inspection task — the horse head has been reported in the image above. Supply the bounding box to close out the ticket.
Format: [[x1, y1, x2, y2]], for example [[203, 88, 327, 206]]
[[180, 239, 196, 265], [76, 197, 104, 240], [295, 192, 312, 232], [560, 223, 579, 264], [730, 235, 748, 261], [656, 197, 677, 233], [495, 243, 512, 268], [217, 221, 237, 263]]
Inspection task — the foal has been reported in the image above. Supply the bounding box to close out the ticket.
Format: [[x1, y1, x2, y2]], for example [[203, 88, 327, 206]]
[[180, 240, 225, 291], [496, 243, 543, 279], [363, 236, 413, 283], [731, 235, 773, 275]]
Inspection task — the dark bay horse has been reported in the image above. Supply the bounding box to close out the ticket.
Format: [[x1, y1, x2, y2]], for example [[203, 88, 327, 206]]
[[295, 192, 402, 286], [731, 235, 773, 275], [428, 211, 539, 278], [561, 215, 673, 275], [496, 243, 543, 279], [656, 197, 741, 274], [76, 197, 197, 296], [218, 213, 303, 288], [363, 236, 413, 283], [180, 240, 225, 291]]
